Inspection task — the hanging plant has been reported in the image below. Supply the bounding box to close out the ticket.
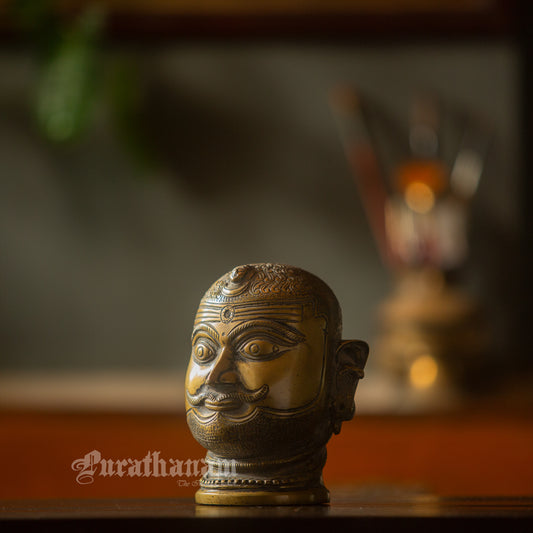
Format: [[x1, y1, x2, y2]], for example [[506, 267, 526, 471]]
[[9, 0, 155, 170]]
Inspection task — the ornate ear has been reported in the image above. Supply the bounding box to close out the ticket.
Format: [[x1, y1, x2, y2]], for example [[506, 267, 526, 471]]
[[332, 340, 369, 434]]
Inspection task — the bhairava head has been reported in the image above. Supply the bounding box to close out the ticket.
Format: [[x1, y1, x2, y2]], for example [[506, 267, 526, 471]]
[[185, 263, 368, 459]]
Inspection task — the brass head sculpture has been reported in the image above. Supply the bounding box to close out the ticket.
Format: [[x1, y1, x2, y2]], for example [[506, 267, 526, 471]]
[[185, 263, 368, 505]]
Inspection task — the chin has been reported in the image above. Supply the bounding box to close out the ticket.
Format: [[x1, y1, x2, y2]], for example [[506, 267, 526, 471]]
[[186, 404, 332, 460]]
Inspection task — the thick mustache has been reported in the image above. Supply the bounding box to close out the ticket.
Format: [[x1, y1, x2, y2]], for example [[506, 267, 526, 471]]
[[187, 384, 269, 406]]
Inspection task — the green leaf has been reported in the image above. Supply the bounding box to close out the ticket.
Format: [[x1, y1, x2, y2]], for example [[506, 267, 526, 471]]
[[35, 5, 106, 142]]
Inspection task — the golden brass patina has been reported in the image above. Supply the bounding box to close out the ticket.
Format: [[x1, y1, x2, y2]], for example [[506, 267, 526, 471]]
[[185, 263, 368, 505]]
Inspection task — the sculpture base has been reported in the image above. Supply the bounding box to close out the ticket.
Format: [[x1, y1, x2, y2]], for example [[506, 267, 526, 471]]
[[195, 486, 330, 506], [195, 448, 330, 506]]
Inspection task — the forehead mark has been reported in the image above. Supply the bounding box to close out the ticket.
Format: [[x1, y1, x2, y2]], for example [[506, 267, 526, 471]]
[[220, 306, 235, 322], [195, 301, 311, 325]]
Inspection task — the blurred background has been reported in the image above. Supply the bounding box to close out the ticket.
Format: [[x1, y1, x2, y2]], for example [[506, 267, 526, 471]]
[[0, 0, 532, 500]]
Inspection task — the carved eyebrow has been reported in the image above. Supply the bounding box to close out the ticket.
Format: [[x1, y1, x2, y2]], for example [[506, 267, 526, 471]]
[[227, 320, 305, 345], [191, 324, 220, 343]]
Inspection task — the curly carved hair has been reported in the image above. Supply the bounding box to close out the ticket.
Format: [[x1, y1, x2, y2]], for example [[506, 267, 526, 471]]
[[202, 263, 342, 340]]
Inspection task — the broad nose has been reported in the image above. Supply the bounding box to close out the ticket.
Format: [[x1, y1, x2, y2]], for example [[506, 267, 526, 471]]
[[206, 345, 239, 385]]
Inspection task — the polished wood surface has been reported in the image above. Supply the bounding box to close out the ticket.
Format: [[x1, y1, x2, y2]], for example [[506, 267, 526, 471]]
[[2, 494, 533, 518], [1, 495, 532, 532], [1, 408, 532, 500]]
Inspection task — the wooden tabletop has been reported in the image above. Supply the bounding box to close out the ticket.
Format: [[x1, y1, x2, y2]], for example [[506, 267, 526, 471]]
[[1, 494, 532, 531]]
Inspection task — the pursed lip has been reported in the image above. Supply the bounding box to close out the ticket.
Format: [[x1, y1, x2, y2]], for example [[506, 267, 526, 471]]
[[203, 397, 243, 411]]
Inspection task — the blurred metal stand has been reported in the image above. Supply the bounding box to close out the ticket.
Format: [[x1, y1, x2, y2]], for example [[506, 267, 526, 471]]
[[331, 87, 491, 411]]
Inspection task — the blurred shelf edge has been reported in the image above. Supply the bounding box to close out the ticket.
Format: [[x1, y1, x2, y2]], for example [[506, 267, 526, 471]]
[[0, 0, 520, 41], [0, 372, 186, 414]]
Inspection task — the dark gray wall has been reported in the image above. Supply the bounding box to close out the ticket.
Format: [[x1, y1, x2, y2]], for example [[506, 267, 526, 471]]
[[0, 43, 520, 373]]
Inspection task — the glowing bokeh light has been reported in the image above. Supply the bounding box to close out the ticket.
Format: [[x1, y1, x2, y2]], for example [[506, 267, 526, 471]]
[[405, 182, 436, 214], [409, 354, 439, 389]]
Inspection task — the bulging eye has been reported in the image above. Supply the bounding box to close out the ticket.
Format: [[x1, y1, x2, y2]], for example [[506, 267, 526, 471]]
[[240, 340, 281, 360], [193, 341, 215, 364]]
